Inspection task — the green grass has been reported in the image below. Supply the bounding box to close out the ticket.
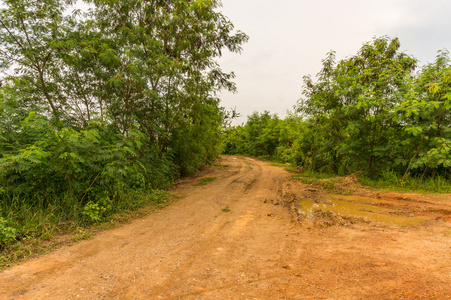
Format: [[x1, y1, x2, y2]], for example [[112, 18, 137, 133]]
[[257, 155, 271, 161], [319, 179, 338, 193], [290, 168, 451, 194], [268, 162, 287, 168], [298, 178, 317, 184], [0, 189, 174, 271], [289, 174, 316, 183], [227, 154, 451, 193], [267, 162, 301, 173], [267, 160, 341, 192], [197, 176, 217, 186], [359, 171, 451, 193], [300, 170, 334, 179], [280, 163, 451, 194], [267, 162, 287, 167], [70, 227, 94, 243], [222, 205, 231, 212]]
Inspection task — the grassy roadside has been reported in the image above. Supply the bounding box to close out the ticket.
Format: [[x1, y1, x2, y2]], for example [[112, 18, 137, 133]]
[[0, 190, 178, 271], [196, 176, 217, 186], [267, 161, 451, 194], [358, 173, 451, 194]]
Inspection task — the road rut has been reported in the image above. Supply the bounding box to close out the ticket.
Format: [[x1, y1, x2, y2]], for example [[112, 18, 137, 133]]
[[1, 156, 450, 299]]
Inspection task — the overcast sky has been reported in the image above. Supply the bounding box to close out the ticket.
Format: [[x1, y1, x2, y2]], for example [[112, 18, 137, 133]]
[[217, 0, 451, 124]]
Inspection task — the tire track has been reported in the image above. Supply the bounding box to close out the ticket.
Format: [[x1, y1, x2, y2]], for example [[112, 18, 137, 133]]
[[140, 157, 266, 298]]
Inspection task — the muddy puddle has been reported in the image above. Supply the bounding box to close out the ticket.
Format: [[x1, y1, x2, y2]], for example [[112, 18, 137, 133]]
[[299, 194, 430, 226]]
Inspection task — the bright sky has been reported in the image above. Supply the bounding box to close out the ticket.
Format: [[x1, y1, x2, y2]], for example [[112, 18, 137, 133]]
[[217, 0, 451, 125]]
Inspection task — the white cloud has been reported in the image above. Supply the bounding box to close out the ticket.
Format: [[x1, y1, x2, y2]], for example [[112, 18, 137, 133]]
[[218, 0, 451, 124]]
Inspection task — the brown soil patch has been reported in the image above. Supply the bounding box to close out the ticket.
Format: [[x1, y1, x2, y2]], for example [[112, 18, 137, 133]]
[[0, 156, 450, 299]]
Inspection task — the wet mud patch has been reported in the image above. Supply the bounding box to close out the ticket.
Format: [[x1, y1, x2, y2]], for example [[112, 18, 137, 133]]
[[298, 195, 431, 227], [283, 179, 451, 228], [1, 156, 450, 299]]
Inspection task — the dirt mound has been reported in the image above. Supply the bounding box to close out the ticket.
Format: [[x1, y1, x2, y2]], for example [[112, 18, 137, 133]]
[[312, 210, 368, 228]]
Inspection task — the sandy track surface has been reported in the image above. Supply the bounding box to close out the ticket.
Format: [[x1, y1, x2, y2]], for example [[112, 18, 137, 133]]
[[1, 156, 450, 299]]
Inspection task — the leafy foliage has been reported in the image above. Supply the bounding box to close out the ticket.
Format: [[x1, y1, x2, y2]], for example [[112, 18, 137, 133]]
[[0, 215, 17, 246], [396, 50, 451, 178], [222, 111, 304, 163], [298, 37, 417, 175], [223, 36, 450, 184], [0, 0, 247, 248]]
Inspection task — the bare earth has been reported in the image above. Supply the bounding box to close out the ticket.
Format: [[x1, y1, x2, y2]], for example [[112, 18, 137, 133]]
[[1, 156, 451, 299]]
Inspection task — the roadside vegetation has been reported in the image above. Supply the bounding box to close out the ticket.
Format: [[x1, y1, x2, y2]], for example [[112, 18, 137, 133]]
[[197, 176, 217, 186], [0, 0, 248, 261], [1, 1, 449, 270], [222, 36, 451, 193]]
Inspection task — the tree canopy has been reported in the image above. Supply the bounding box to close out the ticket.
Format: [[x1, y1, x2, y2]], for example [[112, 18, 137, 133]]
[[0, 0, 248, 235], [223, 36, 450, 181]]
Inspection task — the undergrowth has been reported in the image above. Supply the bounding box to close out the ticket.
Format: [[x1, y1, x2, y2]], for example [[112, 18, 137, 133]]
[[358, 171, 451, 193], [0, 190, 173, 271], [197, 177, 217, 186], [269, 161, 451, 194]]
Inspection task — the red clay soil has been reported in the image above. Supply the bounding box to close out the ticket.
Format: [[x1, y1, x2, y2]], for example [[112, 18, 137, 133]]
[[0, 156, 450, 299]]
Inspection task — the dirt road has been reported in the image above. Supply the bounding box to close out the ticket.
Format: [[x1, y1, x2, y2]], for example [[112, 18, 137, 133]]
[[1, 156, 451, 299]]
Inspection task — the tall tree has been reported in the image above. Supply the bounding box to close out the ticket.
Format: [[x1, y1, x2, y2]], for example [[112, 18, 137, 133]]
[[82, 0, 248, 142], [299, 36, 416, 174], [0, 0, 248, 218], [396, 50, 451, 178], [0, 0, 78, 123]]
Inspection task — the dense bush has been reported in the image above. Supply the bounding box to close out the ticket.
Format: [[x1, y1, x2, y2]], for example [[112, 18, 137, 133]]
[[0, 0, 248, 247], [223, 37, 450, 181]]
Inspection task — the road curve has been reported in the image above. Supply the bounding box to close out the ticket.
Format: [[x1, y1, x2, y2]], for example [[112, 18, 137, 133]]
[[1, 156, 450, 299], [0, 157, 297, 299]]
